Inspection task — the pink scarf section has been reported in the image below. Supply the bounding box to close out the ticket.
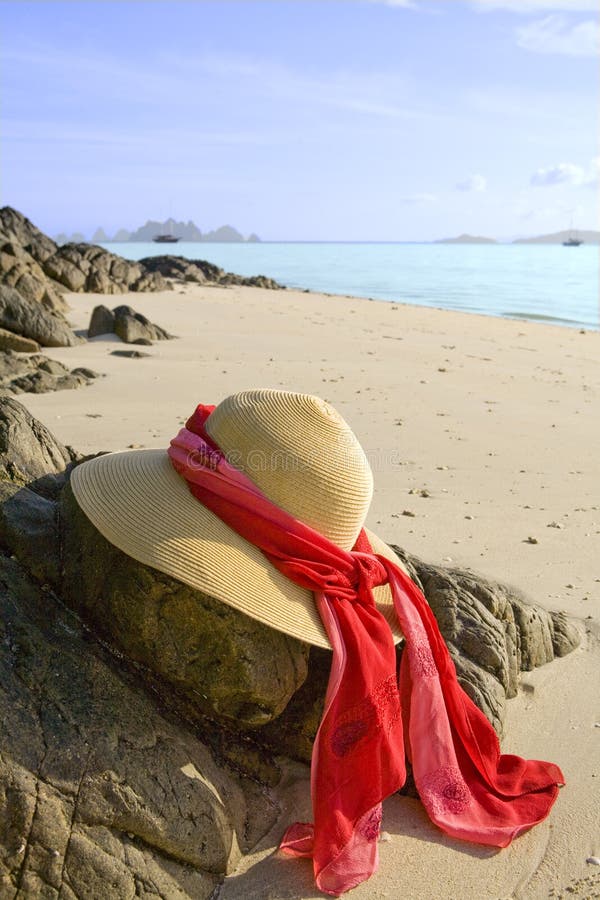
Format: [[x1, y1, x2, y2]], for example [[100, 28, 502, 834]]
[[168, 405, 564, 897]]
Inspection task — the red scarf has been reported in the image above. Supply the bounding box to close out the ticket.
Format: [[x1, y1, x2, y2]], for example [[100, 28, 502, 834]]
[[168, 404, 564, 897]]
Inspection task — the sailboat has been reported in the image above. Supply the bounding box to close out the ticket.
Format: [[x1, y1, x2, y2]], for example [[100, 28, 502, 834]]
[[562, 220, 583, 246], [153, 218, 180, 243]]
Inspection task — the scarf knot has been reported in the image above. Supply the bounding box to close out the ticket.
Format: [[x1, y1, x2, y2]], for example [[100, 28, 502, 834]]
[[351, 551, 388, 595]]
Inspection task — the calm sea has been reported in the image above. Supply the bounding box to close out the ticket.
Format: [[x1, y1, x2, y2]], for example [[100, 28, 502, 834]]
[[102, 242, 599, 331]]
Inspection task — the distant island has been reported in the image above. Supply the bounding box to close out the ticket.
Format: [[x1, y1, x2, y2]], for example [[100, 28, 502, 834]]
[[512, 229, 599, 245], [435, 230, 599, 245], [435, 233, 497, 244], [54, 218, 260, 245]]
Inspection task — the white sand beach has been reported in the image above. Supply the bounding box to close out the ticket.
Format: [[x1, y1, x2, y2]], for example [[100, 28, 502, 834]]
[[18, 284, 600, 900]]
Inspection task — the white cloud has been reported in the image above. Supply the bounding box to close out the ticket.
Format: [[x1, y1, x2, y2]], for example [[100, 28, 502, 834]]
[[470, 0, 598, 11], [456, 174, 487, 192], [516, 15, 600, 56], [531, 158, 599, 187]]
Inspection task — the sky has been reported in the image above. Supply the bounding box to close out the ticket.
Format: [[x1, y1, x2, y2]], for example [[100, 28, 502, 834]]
[[0, 0, 598, 241]]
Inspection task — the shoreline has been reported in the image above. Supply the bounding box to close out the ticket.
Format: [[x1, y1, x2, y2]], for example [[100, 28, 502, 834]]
[[97, 242, 600, 333]]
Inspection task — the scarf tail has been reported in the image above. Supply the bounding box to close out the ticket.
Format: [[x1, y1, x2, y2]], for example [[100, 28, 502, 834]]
[[388, 563, 564, 846], [281, 587, 406, 896]]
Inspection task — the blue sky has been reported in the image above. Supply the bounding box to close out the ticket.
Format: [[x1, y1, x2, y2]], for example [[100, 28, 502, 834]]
[[0, 0, 598, 241]]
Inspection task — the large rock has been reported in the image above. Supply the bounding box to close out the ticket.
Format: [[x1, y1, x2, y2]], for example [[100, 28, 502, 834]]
[[0, 351, 98, 396], [0, 206, 58, 263], [0, 327, 40, 353], [60, 482, 310, 727], [139, 255, 207, 284], [87, 304, 172, 344], [44, 243, 167, 294], [0, 284, 79, 347], [112, 305, 172, 343], [0, 397, 75, 492], [87, 304, 115, 338], [0, 238, 67, 314], [0, 553, 270, 900], [140, 255, 285, 290]]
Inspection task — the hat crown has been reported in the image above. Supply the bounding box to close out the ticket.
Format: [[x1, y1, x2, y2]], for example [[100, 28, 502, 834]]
[[205, 389, 373, 550]]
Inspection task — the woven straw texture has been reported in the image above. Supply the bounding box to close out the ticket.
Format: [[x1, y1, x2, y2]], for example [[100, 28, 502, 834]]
[[70, 390, 405, 649]]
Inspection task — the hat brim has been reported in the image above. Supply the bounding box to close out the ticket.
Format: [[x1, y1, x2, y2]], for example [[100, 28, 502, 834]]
[[70, 449, 405, 650]]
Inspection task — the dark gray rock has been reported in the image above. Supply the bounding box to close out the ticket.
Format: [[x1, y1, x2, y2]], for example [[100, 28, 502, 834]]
[[0, 206, 58, 263], [87, 304, 171, 344], [138, 255, 207, 284], [0, 350, 97, 395], [0, 284, 79, 347], [112, 304, 172, 343], [0, 481, 59, 585], [0, 553, 273, 899], [140, 255, 285, 290], [88, 304, 116, 337], [395, 548, 580, 733], [0, 327, 40, 353], [60, 482, 310, 728], [0, 397, 73, 492], [110, 349, 151, 359], [44, 243, 168, 295]]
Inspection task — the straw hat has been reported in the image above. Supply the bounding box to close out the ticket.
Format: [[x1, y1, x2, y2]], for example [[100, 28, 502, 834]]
[[70, 389, 405, 649]]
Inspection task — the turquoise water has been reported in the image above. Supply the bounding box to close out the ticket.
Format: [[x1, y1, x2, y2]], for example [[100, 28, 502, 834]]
[[102, 242, 599, 331]]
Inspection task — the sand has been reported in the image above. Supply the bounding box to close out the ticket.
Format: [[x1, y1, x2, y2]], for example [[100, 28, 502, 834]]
[[17, 284, 600, 899]]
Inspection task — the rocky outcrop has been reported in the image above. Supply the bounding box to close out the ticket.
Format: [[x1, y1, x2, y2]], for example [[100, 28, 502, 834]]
[[0, 239, 67, 315], [140, 255, 285, 290], [0, 208, 168, 313], [0, 206, 58, 263], [0, 397, 283, 897], [0, 398, 76, 492], [0, 328, 40, 353], [44, 243, 167, 294], [0, 351, 98, 396], [0, 397, 583, 897], [88, 304, 173, 343], [0, 554, 274, 899], [0, 285, 80, 348]]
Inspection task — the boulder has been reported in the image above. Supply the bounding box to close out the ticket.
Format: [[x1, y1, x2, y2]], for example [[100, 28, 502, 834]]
[[87, 304, 116, 338], [0, 327, 40, 353], [0, 238, 67, 314], [0, 206, 58, 262], [0, 481, 59, 585], [113, 311, 169, 343], [87, 303, 171, 344], [140, 255, 285, 290], [60, 482, 310, 728], [139, 255, 208, 284], [0, 351, 98, 396], [0, 284, 79, 347], [0, 396, 74, 493], [110, 349, 151, 359], [44, 243, 168, 294], [0, 552, 272, 899], [130, 270, 169, 292]]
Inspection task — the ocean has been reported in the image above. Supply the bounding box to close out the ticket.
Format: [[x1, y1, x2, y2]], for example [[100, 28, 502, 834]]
[[102, 242, 600, 331]]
